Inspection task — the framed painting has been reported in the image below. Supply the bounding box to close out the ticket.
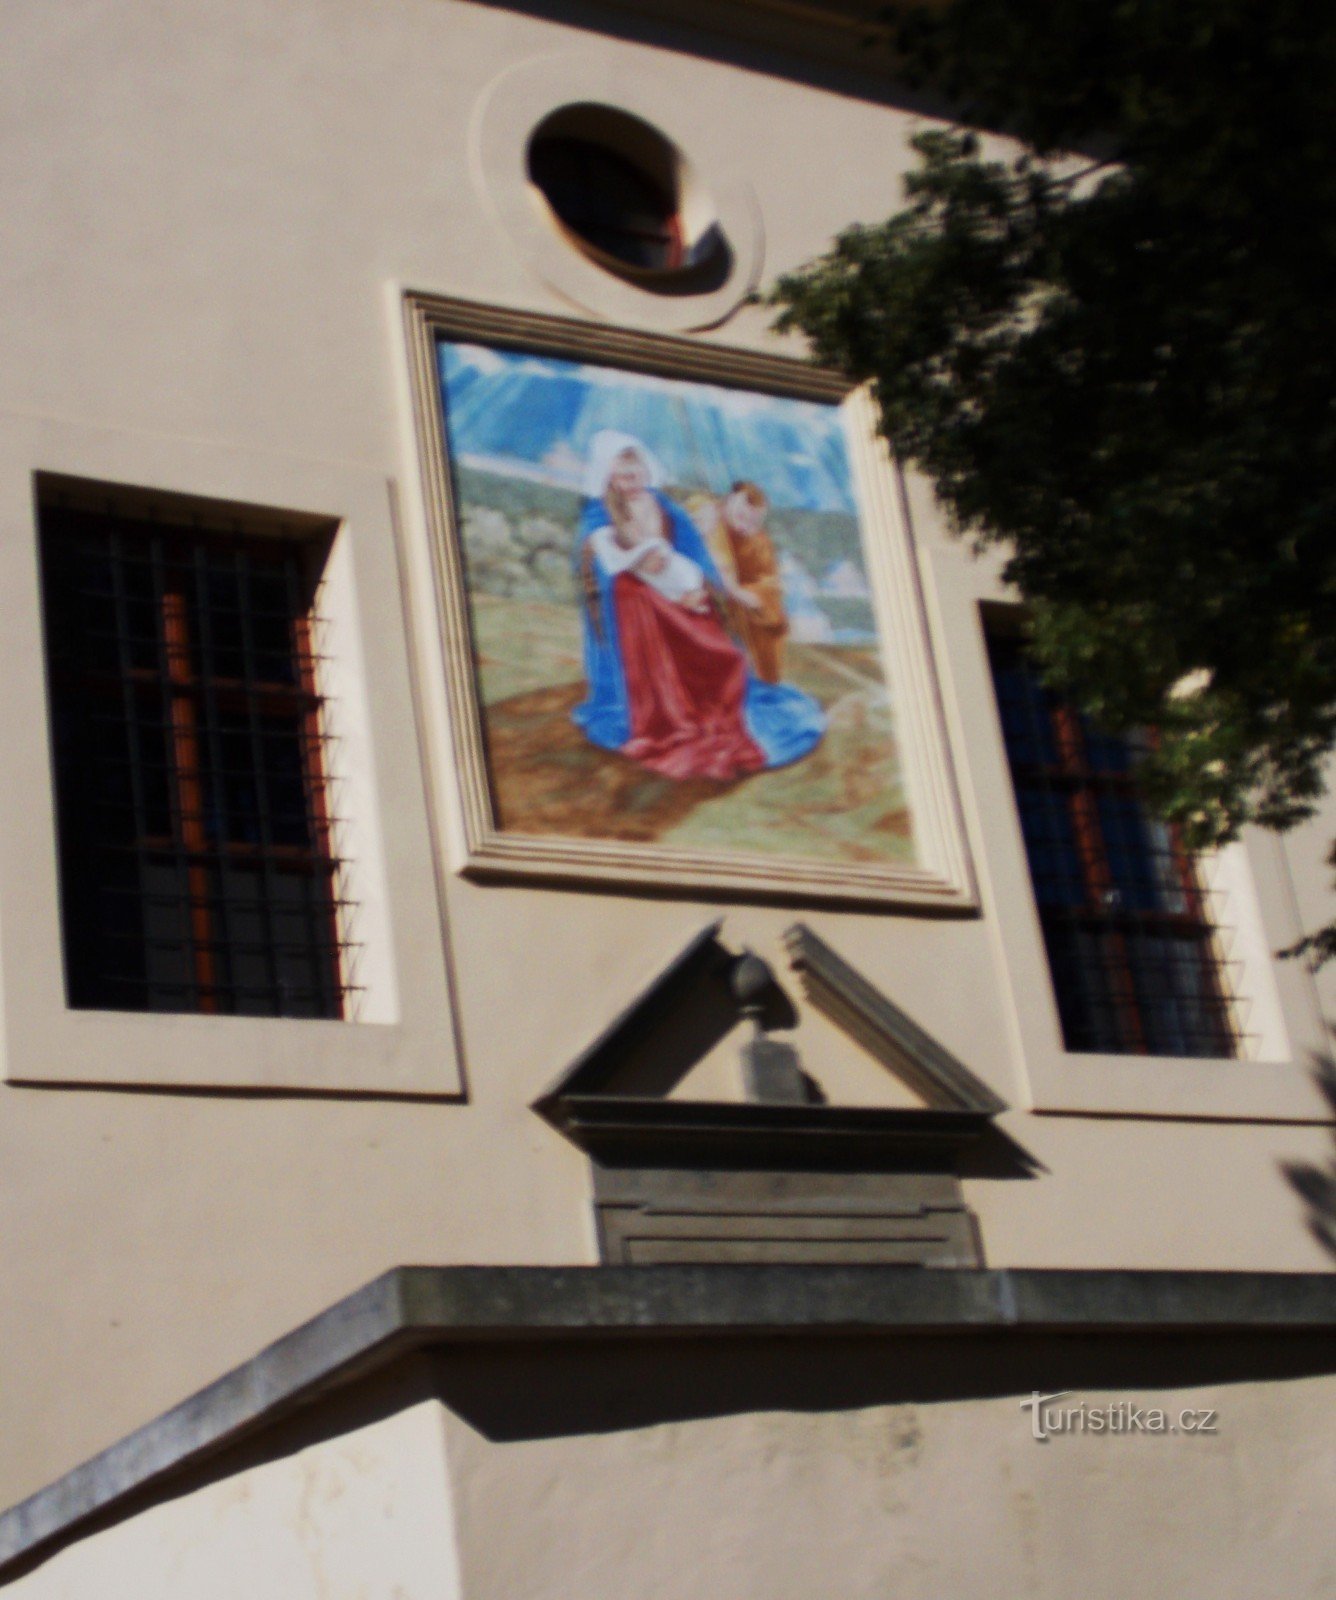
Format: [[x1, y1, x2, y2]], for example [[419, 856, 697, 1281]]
[[404, 294, 975, 908]]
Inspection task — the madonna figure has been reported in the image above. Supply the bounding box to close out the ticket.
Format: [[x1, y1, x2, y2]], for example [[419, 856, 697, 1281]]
[[572, 430, 825, 781]]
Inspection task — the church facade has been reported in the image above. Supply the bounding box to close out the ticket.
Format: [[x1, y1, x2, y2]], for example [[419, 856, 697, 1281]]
[[0, 1, 1333, 1594]]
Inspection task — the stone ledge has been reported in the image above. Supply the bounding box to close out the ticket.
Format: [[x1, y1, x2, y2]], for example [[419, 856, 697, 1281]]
[[3, 1265, 1335, 1577]]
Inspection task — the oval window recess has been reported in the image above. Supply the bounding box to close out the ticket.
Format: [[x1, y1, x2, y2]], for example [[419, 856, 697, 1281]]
[[526, 104, 733, 295]]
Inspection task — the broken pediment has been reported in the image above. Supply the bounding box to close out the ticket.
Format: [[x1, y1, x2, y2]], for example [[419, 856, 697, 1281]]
[[533, 921, 1027, 1267], [783, 924, 1008, 1116], [533, 919, 1007, 1167]]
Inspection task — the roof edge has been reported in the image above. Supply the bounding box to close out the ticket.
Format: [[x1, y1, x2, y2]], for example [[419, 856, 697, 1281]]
[[3, 1264, 1334, 1577]]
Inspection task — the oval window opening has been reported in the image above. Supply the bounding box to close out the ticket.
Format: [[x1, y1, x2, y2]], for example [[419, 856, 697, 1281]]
[[527, 105, 730, 289]]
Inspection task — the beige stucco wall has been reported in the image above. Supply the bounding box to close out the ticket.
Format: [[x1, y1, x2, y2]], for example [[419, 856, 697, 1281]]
[[441, 1352, 1336, 1600], [0, 0, 1332, 1512], [6, 1349, 1334, 1599], [2, 1390, 462, 1599]]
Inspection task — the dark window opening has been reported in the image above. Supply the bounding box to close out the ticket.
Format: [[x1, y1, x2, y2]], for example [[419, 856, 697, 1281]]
[[528, 132, 685, 273], [526, 104, 733, 292], [988, 631, 1237, 1058], [39, 493, 351, 1019]]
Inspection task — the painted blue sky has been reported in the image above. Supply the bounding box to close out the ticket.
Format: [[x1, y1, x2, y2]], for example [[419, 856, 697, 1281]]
[[438, 341, 858, 516]]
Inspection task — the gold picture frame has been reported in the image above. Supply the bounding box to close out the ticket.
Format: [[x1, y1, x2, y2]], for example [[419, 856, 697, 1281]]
[[404, 292, 976, 910]]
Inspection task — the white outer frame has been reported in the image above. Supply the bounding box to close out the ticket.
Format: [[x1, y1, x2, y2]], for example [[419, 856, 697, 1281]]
[[404, 292, 978, 912], [468, 48, 765, 333], [0, 413, 464, 1096]]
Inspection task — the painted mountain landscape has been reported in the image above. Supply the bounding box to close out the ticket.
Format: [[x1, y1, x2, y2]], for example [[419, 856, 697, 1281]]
[[437, 340, 915, 867]]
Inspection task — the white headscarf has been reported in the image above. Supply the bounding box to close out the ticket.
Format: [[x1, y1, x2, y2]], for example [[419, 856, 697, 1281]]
[[582, 430, 665, 500]]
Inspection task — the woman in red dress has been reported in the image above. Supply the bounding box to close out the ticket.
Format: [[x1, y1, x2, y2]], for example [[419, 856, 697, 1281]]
[[572, 430, 825, 780]]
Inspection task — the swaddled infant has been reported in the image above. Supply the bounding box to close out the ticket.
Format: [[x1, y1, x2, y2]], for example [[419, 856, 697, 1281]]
[[591, 488, 710, 612]]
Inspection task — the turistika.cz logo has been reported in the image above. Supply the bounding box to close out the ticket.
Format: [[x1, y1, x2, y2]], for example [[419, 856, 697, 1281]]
[[1020, 1391, 1219, 1442]]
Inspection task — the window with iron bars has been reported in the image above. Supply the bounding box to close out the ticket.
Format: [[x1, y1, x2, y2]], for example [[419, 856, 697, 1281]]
[[38, 490, 352, 1019], [987, 630, 1237, 1058]]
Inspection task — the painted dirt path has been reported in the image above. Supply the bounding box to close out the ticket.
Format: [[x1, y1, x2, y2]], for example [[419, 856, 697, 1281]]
[[482, 683, 736, 841], [480, 663, 913, 864]]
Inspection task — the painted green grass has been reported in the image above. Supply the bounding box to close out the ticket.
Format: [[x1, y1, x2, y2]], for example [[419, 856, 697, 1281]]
[[660, 644, 913, 864], [469, 592, 584, 705]]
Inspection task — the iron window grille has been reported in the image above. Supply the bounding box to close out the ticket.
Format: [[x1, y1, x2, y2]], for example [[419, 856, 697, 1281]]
[[988, 631, 1238, 1058], [39, 492, 353, 1019]]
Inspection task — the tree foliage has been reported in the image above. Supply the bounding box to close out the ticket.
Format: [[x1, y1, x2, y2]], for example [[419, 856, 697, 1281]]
[[769, 0, 1336, 958]]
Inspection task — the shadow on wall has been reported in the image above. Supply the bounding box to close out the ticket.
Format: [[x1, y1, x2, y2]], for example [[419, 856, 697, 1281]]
[[424, 1331, 1336, 1443], [10, 1329, 1336, 1587], [1283, 1051, 1336, 1261]]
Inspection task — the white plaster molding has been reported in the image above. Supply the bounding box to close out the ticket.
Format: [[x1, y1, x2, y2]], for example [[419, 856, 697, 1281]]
[[469, 49, 764, 333]]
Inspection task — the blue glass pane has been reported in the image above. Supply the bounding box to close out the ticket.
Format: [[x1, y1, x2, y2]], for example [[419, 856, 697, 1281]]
[[992, 662, 1059, 767], [1081, 717, 1133, 774], [1126, 933, 1231, 1058], [1095, 796, 1187, 914], [1016, 789, 1085, 907]]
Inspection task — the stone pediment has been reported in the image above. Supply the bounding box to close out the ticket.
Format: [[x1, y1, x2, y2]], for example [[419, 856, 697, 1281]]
[[533, 920, 1006, 1169], [533, 921, 1023, 1267]]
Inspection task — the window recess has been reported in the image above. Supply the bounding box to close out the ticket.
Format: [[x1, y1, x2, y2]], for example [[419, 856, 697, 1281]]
[[987, 631, 1239, 1059], [525, 103, 730, 292], [38, 490, 356, 1019]]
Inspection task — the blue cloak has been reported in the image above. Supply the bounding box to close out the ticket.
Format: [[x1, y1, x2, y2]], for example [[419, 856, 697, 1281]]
[[571, 491, 826, 770]]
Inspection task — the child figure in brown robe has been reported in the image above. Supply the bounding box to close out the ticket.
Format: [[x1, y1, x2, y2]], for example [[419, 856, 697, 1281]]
[[720, 481, 789, 684]]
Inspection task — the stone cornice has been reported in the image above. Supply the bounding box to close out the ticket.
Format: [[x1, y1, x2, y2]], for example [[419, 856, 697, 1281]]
[[3, 1265, 1335, 1578]]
